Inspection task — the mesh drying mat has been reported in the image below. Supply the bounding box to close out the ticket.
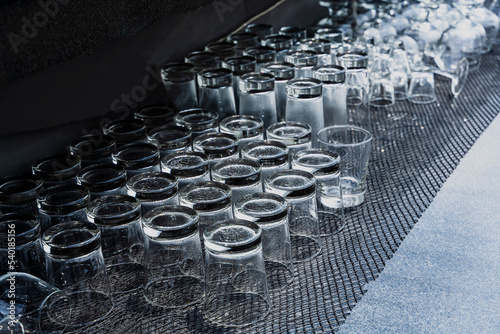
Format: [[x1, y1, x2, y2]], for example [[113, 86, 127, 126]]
[[60, 47, 500, 333]]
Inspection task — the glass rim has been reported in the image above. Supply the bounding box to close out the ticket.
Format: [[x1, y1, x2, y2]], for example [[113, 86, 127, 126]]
[[0, 173, 44, 204], [37, 184, 90, 215], [234, 192, 288, 224], [77, 163, 127, 193], [219, 115, 264, 138], [0, 212, 40, 246], [266, 121, 312, 145], [179, 181, 232, 211], [42, 221, 101, 258], [317, 125, 373, 147], [161, 151, 209, 178], [211, 158, 262, 187], [87, 194, 141, 227], [69, 134, 116, 161], [112, 142, 160, 169], [126, 172, 178, 200]]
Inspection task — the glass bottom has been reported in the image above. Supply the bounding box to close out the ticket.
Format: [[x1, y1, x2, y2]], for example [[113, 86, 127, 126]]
[[407, 94, 436, 105], [370, 98, 395, 108], [144, 276, 204, 308], [204, 292, 271, 327]]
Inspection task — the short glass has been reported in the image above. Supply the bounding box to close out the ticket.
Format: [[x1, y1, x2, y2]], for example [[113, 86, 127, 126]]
[[266, 121, 313, 158], [0, 174, 43, 216], [408, 67, 437, 104], [126, 172, 179, 213], [32, 154, 81, 186], [69, 134, 116, 167], [264, 170, 321, 262], [233, 193, 294, 290], [142, 205, 204, 308], [77, 163, 128, 199], [241, 140, 289, 181], [148, 124, 192, 157], [161, 151, 210, 190], [317, 125, 372, 208], [203, 219, 271, 327], [260, 62, 295, 122], [219, 115, 264, 153], [193, 132, 239, 167], [211, 158, 262, 202], [112, 142, 161, 177]]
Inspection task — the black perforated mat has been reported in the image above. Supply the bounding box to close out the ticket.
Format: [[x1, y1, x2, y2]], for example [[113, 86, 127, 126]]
[[39, 45, 500, 334]]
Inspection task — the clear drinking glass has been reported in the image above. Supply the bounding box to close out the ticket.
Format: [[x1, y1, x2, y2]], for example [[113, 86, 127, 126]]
[[206, 41, 238, 59], [292, 149, 345, 235], [239, 72, 277, 129], [266, 121, 313, 158], [148, 124, 192, 157], [227, 32, 260, 53], [77, 163, 128, 199], [32, 154, 81, 187], [134, 105, 177, 130], [69, 134, 116, 167], [185, 51, 220, 71], [102, 119, 148, 146], [142, 205, 204, 308], [203, 219, 271, 327], [0, 213, 44, 279], [260, 62, 295, 122], [313, 64, 347, 126], [279, 26, 308, 46], [243, 46, 276, 72], [40, 221, 114, 327], [408, 66, 437, 104], [219, 115, 265, 153], [284, 50, 319, 78], [211, 158, 262, 202], [160, 62, 198, 110], [264, 170, 321, 262], [86, 195, 144, 293], [262, 34, 295, 62], [112, 142, 161, 177], [221, 56, 257, 111], [245, 23, 274, 39], [193, 132, 239, 168], [126, 172, 179, 213], [241, 140, 289, 181], [161, 151, 210, 190], [233, 193, 294, 290], [178, 181, 233, 238], [299, 38, 333, 65], [37, 184, 90, 233], [285, 78, 324, 146], [0, 174, 43, 216], [198, 68, 237, 121], [174, 108, 219, 140], [317, 125, 372, 208]]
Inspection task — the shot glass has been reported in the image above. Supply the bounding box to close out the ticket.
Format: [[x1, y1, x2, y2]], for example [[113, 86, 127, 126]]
[[219, 115, 264, 153], [69, 134, 116, 167], [77, 163, 128, 199], [264, 170, 321, 262], [134, 105, 177, 130], [234, 193, 293, 290], [0, 213, 44, 279], [127, 172, 179, 213], [211, 158, 262, 202], [161, 151, 210, 190], [142, 205, 204, 308], [86, 195, 144, 293], [203, 219, 271, 327], [241, 140, 289, 182], [40, 221, 114, 327], [112, 142, 161, 177], [317, 125, 372, 208], [266, 121, 312, 159], [408, 67, 437, 104], [148, 124, 192, 157], [193, 132, 239, 168], [37, 184, 90, 233], [0, 174, 43, 216], [160, 62, 198, 110], [102, 119, 148, 146], [292, 149, 345, 235], [179, 181, 233, 238], [32, 154, 81, 187], [174, 108, 219, 139]]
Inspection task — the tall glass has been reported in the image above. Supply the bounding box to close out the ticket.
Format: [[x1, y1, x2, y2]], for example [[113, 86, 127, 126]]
[[239, 72, 277, 129], [261, 62, 295, 122], [313, 64, 347, 126], [284, 50, 319, 78], [198, 68, 237, 120], [221, 56, 256, 111], [160, 62, 198, 110]]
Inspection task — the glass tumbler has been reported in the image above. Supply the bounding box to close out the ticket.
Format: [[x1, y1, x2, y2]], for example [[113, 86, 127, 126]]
[[284, 50, 319, 78], [127, 172, 179, 213], [174, 108, 219, 140], [408, 66, 437, 104], [0, 174, 43, 216], [102, 119, 148, 146], [69, 134, 116, 167], [203, 219, 271, 327], [260, 62, 295, 122], [313, 64, 347, 126], [185, 51, 219, 72], [198, 68, 237, 120], [241, 140, 289, 182], [285, 78, 324, 146], [134, 105, 177, 130], [161, 151, 210, 190], [37, 184, 90, 233], [317, 125, 372, 208], [179, 181, 233, 238], [86, 195, 144, 293], [239, 72, 277, 129], [262, 34, 294, 62], [234, 193, 294, 290], [266, 121, 313, 158], [160, 62, 198, 110], [245, 23, 273, 39], [292, 149, 345, 235], [211, 158, 262, 202], [32, 154, 81, 187], [219, 115, 264, 153], [148, 124, 192, 158], [299, 38, 333, 65], [112, 142, 161, 177], [142, 205, 204, 308], [264, 170, 321, 262], [77, 163, 128, 199], [221, 56, 257, 111], [227, 32, 259, 53], [40, 221, 114, 327], [205, 41, 237, 59], [0, 213, 44, 279], [193, 132, 239, 168], [243, 46, 276, 72]]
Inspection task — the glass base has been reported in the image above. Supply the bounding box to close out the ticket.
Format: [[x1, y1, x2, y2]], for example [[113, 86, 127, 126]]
[[407, 94, 436, 105]]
